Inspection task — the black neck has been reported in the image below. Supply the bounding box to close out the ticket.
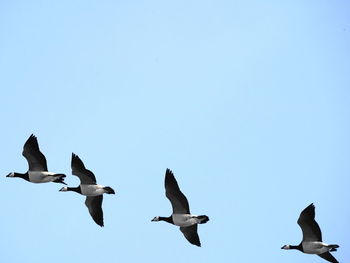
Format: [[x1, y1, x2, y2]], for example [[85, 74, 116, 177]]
[[159, 216, 174, 224], [290, 244, 303, 252], [67, 186, 81, 194], [14, 172, 29, 181]]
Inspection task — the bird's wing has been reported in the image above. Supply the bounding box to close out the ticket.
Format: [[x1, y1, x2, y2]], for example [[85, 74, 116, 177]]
[[165, 169, 190, 214], [318, 252, 339, 263], [22, 134, 48, 171], [71, 153, 97, 184], [180, 225, 201, 247], [297, 203, 322, 241], [85, 196, 104, 227]]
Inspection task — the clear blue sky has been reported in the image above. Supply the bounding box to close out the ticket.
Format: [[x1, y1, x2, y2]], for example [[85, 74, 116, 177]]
[[1, 1, 349, 263]]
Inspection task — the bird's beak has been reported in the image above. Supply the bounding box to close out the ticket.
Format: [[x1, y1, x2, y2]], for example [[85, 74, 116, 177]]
[[151, 218, 156, 222], [6, 173, 11, 177]]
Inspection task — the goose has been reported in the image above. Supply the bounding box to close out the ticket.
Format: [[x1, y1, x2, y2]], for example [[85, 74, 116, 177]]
[[281, 203, 339, 263], [151, 168, 209, 247], [59, 153, 115, 227], [6, 134, 66, 184]]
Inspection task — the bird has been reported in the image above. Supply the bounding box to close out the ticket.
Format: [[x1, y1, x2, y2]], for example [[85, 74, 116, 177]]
[[6, 134, 66, 184], [59, 153, 115, 227], [151, 168, 209, 247], [281, 203, 339, 263]]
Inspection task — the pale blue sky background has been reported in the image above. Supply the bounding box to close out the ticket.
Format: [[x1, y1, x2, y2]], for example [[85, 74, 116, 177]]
[[1, 1, 349, 263]]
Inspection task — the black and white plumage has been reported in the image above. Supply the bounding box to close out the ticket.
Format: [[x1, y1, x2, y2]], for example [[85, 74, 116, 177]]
[[59, 153, 115, 227], [281, 203, 339, 263], [151, 168, 209, 247], [71, 153, 96, 185], [6, 134, 66, 184]]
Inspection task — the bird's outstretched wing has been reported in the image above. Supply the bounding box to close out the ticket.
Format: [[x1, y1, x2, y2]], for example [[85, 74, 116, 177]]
[[165, 169, 190, 214], [71, 153, 96, 184], [180, 225, 201, 247], [297, 203, 322, 241], [318, 252, 339, 263], [22, 134, 48, 171], [85, 195, 104, 227]]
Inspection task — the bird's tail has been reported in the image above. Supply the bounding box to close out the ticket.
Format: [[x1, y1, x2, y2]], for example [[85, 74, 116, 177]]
[[103, 186, 115, 194], [328, 244, 339, 252], [52, 174, 67, 185], [197, 215, 209, 224]]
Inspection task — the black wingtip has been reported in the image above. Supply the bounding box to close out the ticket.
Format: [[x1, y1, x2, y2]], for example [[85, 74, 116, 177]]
[[187, 238, 201, 247], [28, 134, 37, 142], [302, 203, 315, 211], [165, 168, 175, 180], [307, 203, 315, 210], [193, 241, 201, 247], [25, 134, 38, 144], [71, 153, 80, 165], [166, 168, 173, 176], [71, 153, 88, 172], [299, 203, 317, 220], [165, 168, 177, 186], [92, 213, 104, 227], [71, 153, 76, 166], [95, 220, 104, 227]]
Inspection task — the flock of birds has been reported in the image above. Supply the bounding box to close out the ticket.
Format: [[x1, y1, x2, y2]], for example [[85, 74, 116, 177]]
[[6, 134, 340, 263]]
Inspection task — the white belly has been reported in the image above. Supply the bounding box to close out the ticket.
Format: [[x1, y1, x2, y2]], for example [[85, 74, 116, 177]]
[[172, 214, 199, 227], [80, 184, 105, 196], [28, 171, 56, 183], [302, 242, 330, 254]]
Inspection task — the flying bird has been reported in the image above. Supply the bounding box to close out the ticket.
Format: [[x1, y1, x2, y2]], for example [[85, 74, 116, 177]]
[[151, 168, 209, 247], [281, 203, 339, 263], [59, 153, 115, 227], [6, 134, 66, 184]]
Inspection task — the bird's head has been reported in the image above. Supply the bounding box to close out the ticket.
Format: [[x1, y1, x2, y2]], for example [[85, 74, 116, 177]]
[[59, 187, 68, 192], [6, 172, 15, 178], [281, 245, 291, 250], [151, 216, 160, 222]]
